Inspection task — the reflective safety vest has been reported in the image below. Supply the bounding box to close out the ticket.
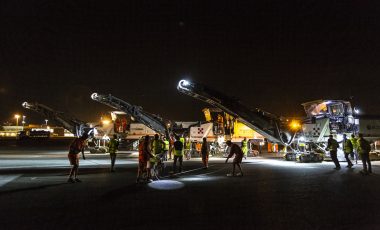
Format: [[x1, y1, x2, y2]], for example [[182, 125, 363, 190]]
[[241, 140, 248, 154], [358, 138, 371, 155], [350, 137, 358, 150], [185, 141, 191, 150], [108, 139, 119, 154], [180, 137, 185, 146], [151, 139, 163, 155], [164, 140, 169, 151], [343, 139, 353, 153], [174, 140, 184, 156]]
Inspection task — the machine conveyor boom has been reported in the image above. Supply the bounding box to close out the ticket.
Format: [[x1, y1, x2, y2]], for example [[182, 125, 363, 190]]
[[91, 93, 170, 139], [22, 102, 92, 137], [177, 80, 293, 145]]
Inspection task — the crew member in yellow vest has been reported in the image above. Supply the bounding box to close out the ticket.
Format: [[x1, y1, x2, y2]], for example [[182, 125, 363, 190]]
[[185, 138, 191, 160], [241, 137, 248, 159], [108, 134, 119, 172], [150, 134, 164, 166], [163, 136, 170, 161], [343, 134, 353, 168], [326, 135, 340, 170], [350, 134, 359, 164], [173, 135, 184, 173], [357, 133, 372, 175]]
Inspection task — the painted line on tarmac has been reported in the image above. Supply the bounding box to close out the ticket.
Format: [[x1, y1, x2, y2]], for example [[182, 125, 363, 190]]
[[0, 175, 21, 187], [161, 166, 214, 178], [161, 165, 218, 179]]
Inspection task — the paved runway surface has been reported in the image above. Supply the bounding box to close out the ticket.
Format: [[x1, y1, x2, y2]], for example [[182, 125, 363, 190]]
[[0, 149, 379, 230]]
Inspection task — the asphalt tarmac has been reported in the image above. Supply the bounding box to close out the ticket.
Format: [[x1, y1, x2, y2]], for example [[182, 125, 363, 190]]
[[0, 150, 379, 230]]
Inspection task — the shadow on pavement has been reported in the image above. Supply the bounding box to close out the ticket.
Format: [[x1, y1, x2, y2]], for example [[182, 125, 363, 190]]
[[0, 182, 68, 196]]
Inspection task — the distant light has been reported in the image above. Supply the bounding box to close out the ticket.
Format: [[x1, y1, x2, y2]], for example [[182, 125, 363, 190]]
[[354, 108, 360, 114]]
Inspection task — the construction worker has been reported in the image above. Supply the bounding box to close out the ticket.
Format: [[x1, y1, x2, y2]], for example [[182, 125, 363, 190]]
[[350, 134, 359, 164], [67, 132, 88, 183], [144, 135, 154, 182], [343, 134, 353, 168], [299, 142, 306, 152], [151, 134, 164, 156], [326, 135, 340, 170], [201, 137, 209, 169], [225, 140, 244, 176], [241, 137, 248, 159], [357, 133, 372, 175], [173, 135, 184, 173], [168, 135, 175, 160], [185, 138, 191, 160], [150, 134, 164, 170], [108, 134, 120, 172], [163, 137, 170, 161], [136, 137, 146, 183]]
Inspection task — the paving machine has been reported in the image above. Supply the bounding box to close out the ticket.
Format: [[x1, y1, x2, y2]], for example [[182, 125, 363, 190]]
[[177, 80, 325, 162], [91, 93, 172, 140], [22, 101, 108, 153]]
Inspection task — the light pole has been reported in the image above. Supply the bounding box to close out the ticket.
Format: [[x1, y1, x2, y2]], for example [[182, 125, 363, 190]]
[[14, 114, 20, 126], [22, 116, 26, 130], [45, 119, 48, 126]]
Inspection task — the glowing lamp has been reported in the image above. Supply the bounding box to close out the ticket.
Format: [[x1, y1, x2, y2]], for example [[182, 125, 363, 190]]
[[102, 119, 111, 125], [289, 120, 301, 130]]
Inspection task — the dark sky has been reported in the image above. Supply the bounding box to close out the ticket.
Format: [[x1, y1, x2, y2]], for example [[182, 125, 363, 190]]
[[1, 1, 380, 125]]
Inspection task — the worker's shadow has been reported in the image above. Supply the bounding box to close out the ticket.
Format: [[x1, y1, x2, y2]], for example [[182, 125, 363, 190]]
[[0, 182, 67, 196]]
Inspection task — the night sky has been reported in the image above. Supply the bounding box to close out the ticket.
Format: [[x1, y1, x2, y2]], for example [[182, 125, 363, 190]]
[[1, 1, 380, 125]]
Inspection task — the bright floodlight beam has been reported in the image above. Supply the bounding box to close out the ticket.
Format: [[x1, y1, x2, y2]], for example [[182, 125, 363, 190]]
[[177, 80, 192, 91], [182, 80, 190, 86], [22, 102, 29, 109], [91, 93, 99, 100]]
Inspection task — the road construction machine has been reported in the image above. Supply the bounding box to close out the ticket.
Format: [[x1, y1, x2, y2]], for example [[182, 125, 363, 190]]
[[91, 93, 172, 140], [22, 101, 108, 153], [177, 80, 335, 162]]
